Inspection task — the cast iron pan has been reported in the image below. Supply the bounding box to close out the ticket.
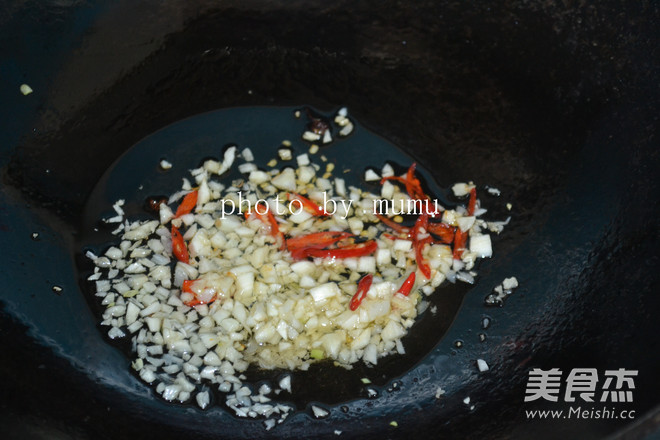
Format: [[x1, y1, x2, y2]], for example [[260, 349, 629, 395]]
[[1, 1, 659, 439]]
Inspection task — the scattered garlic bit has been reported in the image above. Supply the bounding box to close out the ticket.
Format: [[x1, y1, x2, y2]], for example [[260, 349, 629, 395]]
[[238, 163, 257, 174], [506, 203, 512, 211], [242, 148, 254, 162], [278, 148, 292, 161], [451, 182, 475, 197], [303, 131, 321, 141], [381, 163, 394, 178], [160, 159, 173, 170], [294, 110, 301, 118], [339, 123, 354, 137], [311, 405, 329, 419], [112, 199, 125, 216], [296, 153, 310, 167], [502, 277, 519, 290], [364, 169, 380, 182], [486, 186, 501, 196], [485, 276, 519, 306], [196, 390, 210, 409], [279, 375, 292, 393], [389, 421, 398, 427], [469, 234, 492, 258], [309, 144, 319, 154], [486, 216, 511, 234], [435, 387, 446, 398], [334, 108, 354, 136], [103, 215, 123, 224], [20, 84, 33, 95], [477, 359, 489, 372], [463, 397, 471, 405], [267, 158, 277, 167]]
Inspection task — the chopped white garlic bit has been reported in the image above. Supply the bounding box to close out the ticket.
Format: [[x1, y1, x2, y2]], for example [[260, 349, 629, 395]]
[[20, 84, 33, 95], [477, 359, 489, 372]]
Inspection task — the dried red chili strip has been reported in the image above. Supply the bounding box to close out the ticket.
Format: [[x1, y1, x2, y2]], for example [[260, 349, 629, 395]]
[[453, 229, 469, 260], [408, 212, 429, 242], [467, 187, 477, 216], [375, 213, 410, 234], [286, 231, 353, 251], [350, 274, 374, 311], [397, 272, 416, 296], [405, 163, 428, 200], [248, 202, 284, 249], [414, 236, 433, 279], [175, 190, 198, 217], [305, 240, 378, 259], [379, 175, 407, 186], [427, 222, 456, 244], [171, 226, 189, 263], [381, 163, 428, 201], [264, 208, 285, 249], [182, 279, 195, 293], [287, 193, 328, 216], [406, 212, 432, 278]]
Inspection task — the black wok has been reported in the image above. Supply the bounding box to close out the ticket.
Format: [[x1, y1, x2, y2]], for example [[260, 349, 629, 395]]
[[1, 1, 658, 439]]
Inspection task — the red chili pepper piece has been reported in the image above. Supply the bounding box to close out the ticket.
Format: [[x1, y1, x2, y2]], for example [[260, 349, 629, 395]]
[[287, 231, 353, 251], [409, 212, 429, 239], [175, 190, 198, 217], [467, 187, 477, 216], [182, 279, 195, 293], [414, 236, 433, 279], [405, 163, 427, 200], [397, 272, 416, 296], [305, 240, 378, 259], [453, 229, 469, 260], [181, 279, 217, 307], [287, 231, 354, 260], [350, 274, 374, 311], [379, 175, 407, 186], [406, 212, 432, 279], [427, 222, 456, 244], [264, 206, 284, 247], [381, 163, 428, 201], [171, 226, 189, 263], [375, 213, 410, 234], [288, 193, 328, 216], [182, 279, 202, 306]]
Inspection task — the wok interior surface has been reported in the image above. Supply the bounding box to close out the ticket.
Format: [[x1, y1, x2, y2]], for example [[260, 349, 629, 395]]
[[1, 1, 658, 439]]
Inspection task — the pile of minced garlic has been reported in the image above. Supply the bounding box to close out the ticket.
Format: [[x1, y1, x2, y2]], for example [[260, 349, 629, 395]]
[[86, 110, 505, 426]]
